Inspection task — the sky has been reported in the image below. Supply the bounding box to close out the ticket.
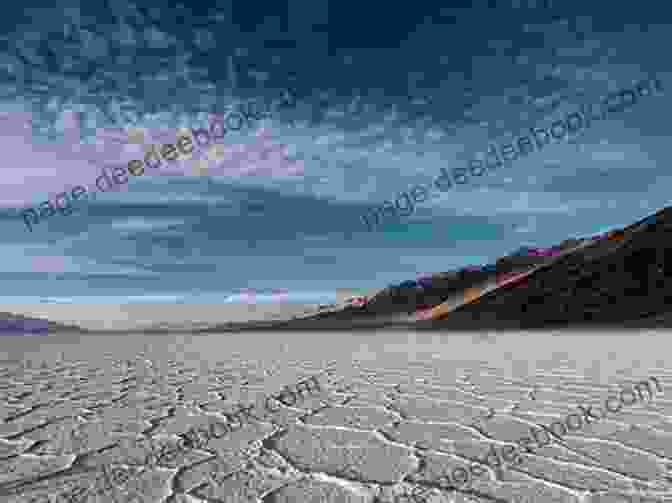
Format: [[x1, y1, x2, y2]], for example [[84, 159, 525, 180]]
[[0, 0, 670, 303]]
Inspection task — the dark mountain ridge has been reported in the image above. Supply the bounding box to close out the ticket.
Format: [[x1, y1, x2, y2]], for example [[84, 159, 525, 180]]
[[251, 206, 667, 331], [428, 207, 668, 329]]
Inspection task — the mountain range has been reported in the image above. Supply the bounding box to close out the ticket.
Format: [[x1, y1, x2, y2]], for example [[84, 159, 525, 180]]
[[235, 207, 665, 331], [1, 206, 667, 333]]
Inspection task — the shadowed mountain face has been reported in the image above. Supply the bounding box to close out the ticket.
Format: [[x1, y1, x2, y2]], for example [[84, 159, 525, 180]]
[[428, 208, 670, 329]]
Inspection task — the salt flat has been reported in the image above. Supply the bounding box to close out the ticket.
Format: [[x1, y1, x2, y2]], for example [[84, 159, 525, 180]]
[[0, 329, 671, 503]]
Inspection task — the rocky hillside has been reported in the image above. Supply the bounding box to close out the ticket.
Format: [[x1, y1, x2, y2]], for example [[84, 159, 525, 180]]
[[259, 207, 666, 330], [427, 208, 665, 329]]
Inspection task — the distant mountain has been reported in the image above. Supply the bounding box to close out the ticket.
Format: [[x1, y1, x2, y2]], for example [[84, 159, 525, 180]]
[[0, 313, 87, 335]]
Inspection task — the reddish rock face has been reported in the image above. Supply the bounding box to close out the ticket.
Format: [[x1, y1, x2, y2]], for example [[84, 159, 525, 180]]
[[607, 230, 626, 241], [495, 271, 531, 288], [345, 296, 368, 307]]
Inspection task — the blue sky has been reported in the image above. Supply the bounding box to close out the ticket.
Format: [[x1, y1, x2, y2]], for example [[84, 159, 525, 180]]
[[0, 1, 670, 303]]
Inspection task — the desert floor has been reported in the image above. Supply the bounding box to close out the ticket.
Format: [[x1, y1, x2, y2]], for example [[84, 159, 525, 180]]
[[0, 328, 671, 503]]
